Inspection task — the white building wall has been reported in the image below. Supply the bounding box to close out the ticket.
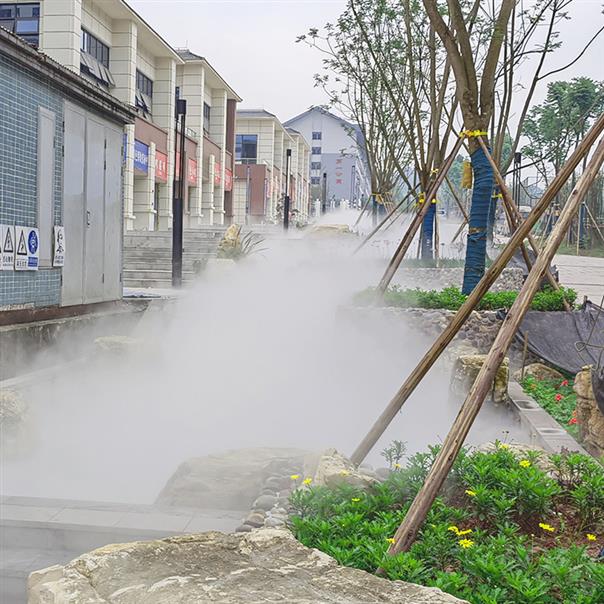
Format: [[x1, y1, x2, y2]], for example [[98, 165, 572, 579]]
[[38, 0, 82, 71], [81, 0, 112, 44]]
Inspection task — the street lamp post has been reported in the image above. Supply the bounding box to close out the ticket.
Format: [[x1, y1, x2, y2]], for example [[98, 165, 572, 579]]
[[172, 97, 187, 287], [321, 172, 327, 214], [284, 148, 292, 231]]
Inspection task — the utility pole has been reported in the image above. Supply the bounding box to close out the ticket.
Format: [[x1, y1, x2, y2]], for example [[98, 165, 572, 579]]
[[321, 172, 327, 214], [172, 97, 187, 288], [284, 148, 291, 231]]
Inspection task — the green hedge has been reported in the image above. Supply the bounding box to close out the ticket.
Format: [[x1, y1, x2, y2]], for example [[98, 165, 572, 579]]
[[354, 286, 577, 312]]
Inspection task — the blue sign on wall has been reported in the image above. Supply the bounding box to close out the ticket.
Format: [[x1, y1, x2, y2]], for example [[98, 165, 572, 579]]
[[134, 140, 149, 173]]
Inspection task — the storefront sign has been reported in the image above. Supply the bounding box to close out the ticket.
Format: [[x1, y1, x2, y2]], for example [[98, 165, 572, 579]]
[[187, 158, 198, 185], [15, 226, 39, 271], [53, 226, 65, 267], [155, 151, 168, 181], [214, 161, 221, 187], [0, 224, 15, 270], [134, 140, 149, 173], [224, 168, 233, 192]]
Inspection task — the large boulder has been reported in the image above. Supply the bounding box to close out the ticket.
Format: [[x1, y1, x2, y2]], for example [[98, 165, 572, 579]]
[[156, 448, 309, 511], [305, 448, 378, 489], [28, 530, 467, 604], [574, 367, 604, 458], [451, 354, 509, 404], [513, 362, 564, 383]]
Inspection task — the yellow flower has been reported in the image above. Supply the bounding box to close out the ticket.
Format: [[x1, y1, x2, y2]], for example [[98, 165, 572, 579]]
[[447, 526, 460, 534], [339, 470, 350, 476], [386, 538, 396, 544], [351, 498, 361, 502], [458, 539, 474, 548], [457, 529, 473, 536], [519, 459, 531, 468], [393, 463, 402, 469], [465, 489, 477, 497], [498, 443, 510, 450], [587, 534, 597, 541], [290, 474, 300, 480], [539, 523, 555, 533], [302, 478, 312, 485]]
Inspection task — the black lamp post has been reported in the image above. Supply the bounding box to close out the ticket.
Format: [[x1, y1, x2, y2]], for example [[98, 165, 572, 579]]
[[321, 171, 327, 214], [284, 148, 292, 231], [172, 96, 187, 287]]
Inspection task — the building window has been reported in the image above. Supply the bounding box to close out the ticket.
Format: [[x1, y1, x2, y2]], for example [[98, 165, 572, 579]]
[[311, 147, 322, 155], [311, 161, 321, 170], [312, 131, 322, 140], [0, 3, 40, 46], [203, 103, 211, 134], [135, 70, 153, 116], [81, 29, 109, 67], [80, 29, 114, 88], [236, 134, 258, 164], [311, 176, 321, 185]]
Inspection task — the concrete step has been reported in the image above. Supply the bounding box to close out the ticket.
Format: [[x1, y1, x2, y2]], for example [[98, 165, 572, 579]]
[[123, 249, 216, 258], [123, 269, 197, 280], [123, 278, 194, 288]]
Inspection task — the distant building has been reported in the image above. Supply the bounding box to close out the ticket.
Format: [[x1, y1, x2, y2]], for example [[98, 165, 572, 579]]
[[0, 27, 134, 312], [233, 110, 310, 224], [0, 0, 241, 229], [284, 106, 370, 207]]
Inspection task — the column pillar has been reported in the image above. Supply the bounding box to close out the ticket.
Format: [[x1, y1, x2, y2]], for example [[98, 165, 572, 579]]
[[39, 0, 82, 71], [153, 58, 176, 231], [210, 89, 228, 225], [123, 124, 135, 230]]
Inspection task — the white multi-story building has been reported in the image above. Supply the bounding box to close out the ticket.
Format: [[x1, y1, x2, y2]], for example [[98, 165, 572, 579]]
[[233, 109, 310, 224], [0, 0, 240, 229], [284, 106, 370, 208]]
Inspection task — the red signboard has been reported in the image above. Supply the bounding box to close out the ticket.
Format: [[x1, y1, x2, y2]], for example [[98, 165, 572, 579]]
[[214, 161, 222, 186], [155, 151, 168, 181], [187, 158, 198, 185], [224, 168, 233, 192]]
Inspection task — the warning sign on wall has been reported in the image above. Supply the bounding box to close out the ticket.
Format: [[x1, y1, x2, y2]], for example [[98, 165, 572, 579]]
[[0, 224, 15, 271], [15, 226, 39, 271], [53, 226, 65, 267]]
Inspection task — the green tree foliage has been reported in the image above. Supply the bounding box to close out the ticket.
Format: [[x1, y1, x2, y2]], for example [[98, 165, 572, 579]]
[[522, 78, 604, 181]]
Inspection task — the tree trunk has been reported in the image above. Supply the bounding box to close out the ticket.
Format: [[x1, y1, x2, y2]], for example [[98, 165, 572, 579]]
[[420, 202, 436, 259], [462, 144, 494, 294]]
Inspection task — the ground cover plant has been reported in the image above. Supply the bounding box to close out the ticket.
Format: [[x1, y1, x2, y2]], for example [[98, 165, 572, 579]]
[[290, 444, 604, 604], [354, 285, 577, 312], [522, 375, 580, 439]]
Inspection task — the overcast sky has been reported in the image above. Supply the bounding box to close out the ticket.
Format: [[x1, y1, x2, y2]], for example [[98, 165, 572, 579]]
[[129, 0, 603, 125]]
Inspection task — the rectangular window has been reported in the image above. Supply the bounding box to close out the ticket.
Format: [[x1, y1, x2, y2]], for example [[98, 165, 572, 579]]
[[81, 29, 109, 67], [311, 162, 321, 170], [203, 103, 211, 134], [311, 176, 321, 185], [1, 3, 39, 46], [80, 28, 114, 89], [312, 131, 322, 140], [235, 134, 258, 164], [135, 70, 153, 116], [311, 147, 322, 155]]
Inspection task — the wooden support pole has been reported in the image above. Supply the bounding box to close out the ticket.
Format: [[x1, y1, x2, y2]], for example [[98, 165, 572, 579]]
[[354, 195, 373, 228], [477, 138, 569, 310], [445, 176, 469, 223], [388, 133, 604, 555], [350, 113, 604, 466], [376, 138, 464, 296], [585, 203, 604, 244], [352, 187, 419, 255]]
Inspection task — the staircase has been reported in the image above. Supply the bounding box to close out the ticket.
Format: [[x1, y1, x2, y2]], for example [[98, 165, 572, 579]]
[[123, 227, 226, 288]]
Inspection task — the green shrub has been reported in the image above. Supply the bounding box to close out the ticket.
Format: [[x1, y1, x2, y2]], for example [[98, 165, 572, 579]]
[[354, 285, 577, 312], [290, 445, 604, 604]]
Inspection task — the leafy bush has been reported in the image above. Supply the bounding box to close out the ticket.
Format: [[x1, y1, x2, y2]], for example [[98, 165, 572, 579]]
[[521, 376, 579, 437], [290, 445, 604, 604], [354, 285, 577, 312]]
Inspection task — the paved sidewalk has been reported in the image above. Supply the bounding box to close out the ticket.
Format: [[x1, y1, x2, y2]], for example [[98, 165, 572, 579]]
[[554, 254, 604, 302]]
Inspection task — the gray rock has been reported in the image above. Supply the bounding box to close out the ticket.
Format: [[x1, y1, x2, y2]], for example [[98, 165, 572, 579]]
[[253, 494, 278, 511], [264, 517, 285, 528], [234, 524, 253, 533], [28, 530, 468, 603], [264, 476, 287, 490], [244, 512, 265, 528]]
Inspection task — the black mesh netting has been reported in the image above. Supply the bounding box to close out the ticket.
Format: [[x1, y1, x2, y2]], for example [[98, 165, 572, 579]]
[[514, 301, 604, 410]]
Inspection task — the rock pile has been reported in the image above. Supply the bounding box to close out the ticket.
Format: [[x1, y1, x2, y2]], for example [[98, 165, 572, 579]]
[[575, 367, 604, 458]]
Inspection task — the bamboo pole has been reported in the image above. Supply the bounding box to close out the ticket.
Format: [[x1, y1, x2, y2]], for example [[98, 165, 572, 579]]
[[477, 138, 569, 310], [585, 203, 604, 244], [350, 113, 604, 466], [445, 176, 469, 223], [352, 187, 419, 255], [376, 138, 464, 296], [387, 133, 604, 555]]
